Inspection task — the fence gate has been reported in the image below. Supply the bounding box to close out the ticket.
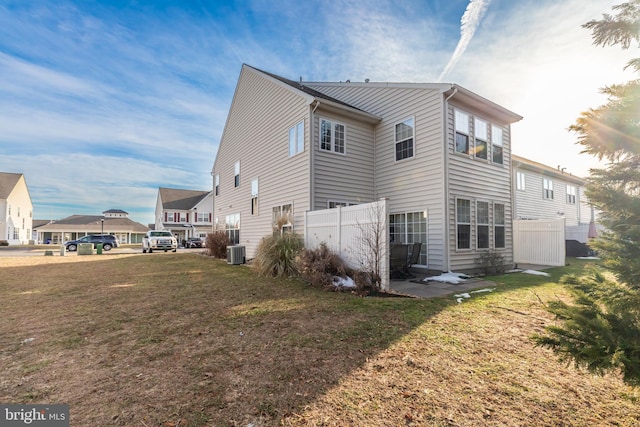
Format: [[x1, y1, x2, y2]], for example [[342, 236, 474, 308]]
[[513, 219, 565, 267]]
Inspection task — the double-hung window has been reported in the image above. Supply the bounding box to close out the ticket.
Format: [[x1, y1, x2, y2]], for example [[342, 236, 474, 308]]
[[566, 185, 577, 204], [543, 178, 554, 199], [455, 110, 470, 154], [289, 121, 304, 156], [395, 117, 415, 161], [320, 119, 345, 154], [492, 126, 504, 164], [251, 179, 259, 215], [456, 198, 471, 250], [272, 203, 293, 234], [225, 213, 240, 244], [474, 118, 488, 159], [516, 172, 526, 191], [234, 161, 240, 188], [477, 201, 490, 249], [215, 174, 220, 196], [494, 203, 505, 248]]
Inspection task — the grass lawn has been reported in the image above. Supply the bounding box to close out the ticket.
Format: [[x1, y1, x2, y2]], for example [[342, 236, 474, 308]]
[[0, 254, 638, 426]]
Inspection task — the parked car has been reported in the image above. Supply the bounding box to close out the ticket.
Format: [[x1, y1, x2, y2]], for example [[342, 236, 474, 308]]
[[186, 237, 204, 248], [64, 235, 119, 252], [142, 230, 178, 253]]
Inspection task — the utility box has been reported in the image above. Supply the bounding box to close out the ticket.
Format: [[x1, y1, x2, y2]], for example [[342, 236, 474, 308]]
[[60, 244, 66, 256], [78, 243, 93, 255], [226, 245, 246, 265], [96, 243, 103, 255]]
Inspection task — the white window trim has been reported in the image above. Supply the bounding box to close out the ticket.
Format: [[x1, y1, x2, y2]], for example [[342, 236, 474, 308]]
[[493, 202, 506, 249], [454, 109, 470, 155], [319, 118, 346, 155], [516, 172, 526, 191], [394, 116, 415, 162], [455, 197, 472, 251], [543, 178, 554, 200], [476, 200, 490, 250], [289, 120, 305, 157]]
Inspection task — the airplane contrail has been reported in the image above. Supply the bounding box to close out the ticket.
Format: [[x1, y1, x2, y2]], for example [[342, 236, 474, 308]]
[[438, 0, 492, 82]]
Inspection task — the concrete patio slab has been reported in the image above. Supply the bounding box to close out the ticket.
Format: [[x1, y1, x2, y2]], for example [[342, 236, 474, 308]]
[[390, 277, 499, 299]]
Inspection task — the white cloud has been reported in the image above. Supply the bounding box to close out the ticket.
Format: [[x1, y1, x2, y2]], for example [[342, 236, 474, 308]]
[[438, 0, 492, 82]]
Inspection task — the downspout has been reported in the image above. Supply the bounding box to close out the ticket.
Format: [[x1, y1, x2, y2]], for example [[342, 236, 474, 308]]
[[442, 86, 457, 272], [309, 100, 320, 213]]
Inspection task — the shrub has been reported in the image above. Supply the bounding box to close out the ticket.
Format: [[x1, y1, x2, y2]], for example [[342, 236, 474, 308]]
[[253, 233, 303, 277], [475, 250, 507, 275], [0, 240, 8, 247], [297, 243, 351, 289], [205, 231, 230, 258]]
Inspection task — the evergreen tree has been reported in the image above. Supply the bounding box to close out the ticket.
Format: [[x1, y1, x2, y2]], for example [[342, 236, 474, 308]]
[[534, 1, 640, 386]]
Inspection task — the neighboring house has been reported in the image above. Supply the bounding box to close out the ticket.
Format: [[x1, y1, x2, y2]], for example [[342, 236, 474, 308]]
[[35, 209, 149, 244], [0, 172, 33, 245], [211, 64, 522, 272], [512, 155, 598, 242], [154, 187, 213, 243]]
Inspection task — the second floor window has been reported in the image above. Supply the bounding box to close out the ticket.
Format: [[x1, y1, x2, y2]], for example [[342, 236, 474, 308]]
[[566, 185, 577, 204], [289, 121, 304, 156], [474, 118, 488, 160], [455, 110, 470, 154], [516, 172, 526, 190], [543, 178, 554, 200], [395, 117, 415, 161], [234, 161, 240, 188], [320, 119, 345, 154], [215, 174, 219, 196], [492, 126, 504, 164]]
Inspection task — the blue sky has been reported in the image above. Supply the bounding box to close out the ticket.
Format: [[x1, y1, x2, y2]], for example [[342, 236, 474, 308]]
[[1, 0, 637, 225]]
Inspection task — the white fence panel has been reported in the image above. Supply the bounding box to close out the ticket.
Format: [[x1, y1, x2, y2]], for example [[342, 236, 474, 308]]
[[304, 199, 389, 291], [513, 219, 566, 267]]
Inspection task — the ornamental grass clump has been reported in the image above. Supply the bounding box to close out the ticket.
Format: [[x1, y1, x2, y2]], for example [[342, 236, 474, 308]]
[[252, 232, 303, 277]]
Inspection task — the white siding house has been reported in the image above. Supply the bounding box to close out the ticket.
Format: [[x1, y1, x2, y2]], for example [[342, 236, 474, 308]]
[[155, 188, 213, 243], [0, 172, 33, 245], [212, 65, 522, 272]]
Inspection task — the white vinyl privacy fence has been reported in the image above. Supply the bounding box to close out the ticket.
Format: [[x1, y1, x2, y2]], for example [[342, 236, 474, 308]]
[[304, 199, 390, 291], [513, 219, 566, 267]]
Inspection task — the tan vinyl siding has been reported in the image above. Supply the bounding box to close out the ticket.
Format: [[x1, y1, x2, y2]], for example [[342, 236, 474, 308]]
[[212, 66, 311, 258], [307, 84, 447, 270], [446, 102, 514, 270], [312, 109, 375, 209], [513, 168, 582, 226]]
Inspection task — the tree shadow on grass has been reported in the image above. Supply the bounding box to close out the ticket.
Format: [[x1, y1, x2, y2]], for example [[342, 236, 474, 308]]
[[0, 254, 455, 426]]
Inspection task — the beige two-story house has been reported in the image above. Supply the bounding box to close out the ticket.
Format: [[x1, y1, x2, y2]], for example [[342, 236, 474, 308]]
[[211, 64, 522, 272]]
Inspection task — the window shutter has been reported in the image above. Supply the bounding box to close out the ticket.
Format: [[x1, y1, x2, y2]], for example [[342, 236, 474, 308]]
[[164, 212, 167, 222], [209, 213, 212, 222], [186, 213, 189, 223]]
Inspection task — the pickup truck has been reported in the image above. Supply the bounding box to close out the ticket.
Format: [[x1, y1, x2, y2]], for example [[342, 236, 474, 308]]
[[142, 230, 178, 253]]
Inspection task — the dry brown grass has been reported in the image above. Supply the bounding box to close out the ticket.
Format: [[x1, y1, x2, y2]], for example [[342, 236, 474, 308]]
[[0, 254, 638, 426]]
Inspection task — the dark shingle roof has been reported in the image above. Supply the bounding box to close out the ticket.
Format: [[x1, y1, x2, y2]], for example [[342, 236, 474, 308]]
[[103, 209, 128, 214], [159, 187, 210, 210], [0, 172, 22, 199], [248, 65, 367, 112]]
